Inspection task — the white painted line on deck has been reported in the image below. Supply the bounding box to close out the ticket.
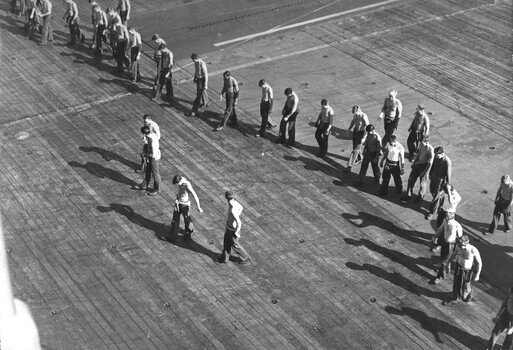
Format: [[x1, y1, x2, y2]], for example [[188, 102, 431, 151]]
[[213, 0, 400, 47]]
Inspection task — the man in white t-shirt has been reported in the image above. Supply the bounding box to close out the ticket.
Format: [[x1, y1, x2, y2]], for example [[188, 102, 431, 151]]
[[379, 134, 404, 197]]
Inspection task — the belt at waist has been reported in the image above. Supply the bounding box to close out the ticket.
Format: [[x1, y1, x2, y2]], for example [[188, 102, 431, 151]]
[[386, 160, 399, 166]]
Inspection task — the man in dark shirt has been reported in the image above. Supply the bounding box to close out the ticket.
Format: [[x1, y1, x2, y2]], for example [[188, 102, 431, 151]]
[[357, 124, 382, 186], [426, 146, 452, 220]]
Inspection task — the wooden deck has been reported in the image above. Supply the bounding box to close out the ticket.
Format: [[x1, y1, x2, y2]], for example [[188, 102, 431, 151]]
[[0, 0, 512, 349]]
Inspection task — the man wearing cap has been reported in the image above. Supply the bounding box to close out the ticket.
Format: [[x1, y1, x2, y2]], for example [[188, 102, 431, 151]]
[[443, 235, 482, 305], [426, 146, 452, 220], [169, 175, 203, 241], [379, 134, 404, 197], [484, 175, 513, 235], [256, 79, 276, 137], [487, 286, 513, 350], [357, 124, 382, 186], [430, 212, 463, 284], [402, 135, 434, 202], [216, 191, 250, 264], [378, 89, 402, 146], [190, 53, 208, 117], [346, 105, 369, 171], [215, 71, 239, 131], [275, 87, 299, 147], [406, 105, 430, 161], [314, 99, 334, 157]]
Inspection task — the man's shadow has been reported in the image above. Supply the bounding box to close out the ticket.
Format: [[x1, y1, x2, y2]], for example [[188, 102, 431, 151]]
[[97, 203, 218, 259], [342, 212, 431, 246], [385, 306, 486, 349], [98, 77, 147, 95], [79, 146, 139, 170], [69, 161, 137, 186], [345, 261, 446, 300], [344, 237, 434, 280]]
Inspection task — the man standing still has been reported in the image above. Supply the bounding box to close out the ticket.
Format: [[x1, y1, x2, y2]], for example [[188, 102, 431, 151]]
[[127, 27, 141, 82], [426, 146, 452, 220], [216, 191, 251, 264], [484, 175, 513, 235], [379, 134, 404, 197], [402, 135, 434, 202], [407, 105, 430, 161], [113, 17, 130, 73], [256, 79, 276, 137], [357, 124, 382, 186], [276, 88, 299, 147], [378, 89, 402, 146], [169, 175, 203, 241], [215, 71, 239, 131], [152, 34, 166, 88], [38, 0, 54, 45], [314, 99, 334, 157], [135, 126, 161, 196], [430, 212, 463, 284], [347, 105, 369, 171], [92, 5, 107, 55], [190, 53, 208, 117], [63, 0, 85, 46], [443, 235, 482, 306], [136, 114, 160, 173]]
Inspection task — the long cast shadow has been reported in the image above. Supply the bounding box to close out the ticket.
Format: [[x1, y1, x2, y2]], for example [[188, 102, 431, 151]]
[[97, 203, 218, 259], [79, 146, 139, 170], [385, 305, 486, 349], [69, 161, 137, 186], [342, 212, 431, 247], [345, 261, 445, 300], [345, 237, 434, 279]]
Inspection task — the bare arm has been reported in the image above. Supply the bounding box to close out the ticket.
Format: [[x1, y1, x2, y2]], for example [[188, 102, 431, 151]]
[[187, 184, 203, 213], [473, 247, 482, 281], [446, 156, 452, 184]]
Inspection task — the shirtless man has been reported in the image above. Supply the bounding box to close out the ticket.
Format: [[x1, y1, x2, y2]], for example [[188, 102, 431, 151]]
[[484, 175, 513, 235], [442, 235, 482, 305], [169, 175, 203, 241], [406, 105, 430, 161], [378, 89, 402, 146], [216, 191, 250, 264], [402, 135, 434, 202], [488, 286, 513, 350]]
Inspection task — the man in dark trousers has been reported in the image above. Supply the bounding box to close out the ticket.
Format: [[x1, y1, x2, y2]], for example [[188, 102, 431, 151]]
[[406, 105, 430, 161], [256, 79, 276, 137], [379, 135, 404, 197], [216, 191, 250, 264], [151, 43, 173, 101], [169, 175, 203, 241], [426, 146, 452, 220], [135, 126, 161, 196], [484, 174, 513, 235], [378, 89, 402, 146], [487, 286, 513, 350], [215, 71, 239, 131], [357, 124, 382, 186], [275, 88, 299, 147], [314, 99, 334, 157]]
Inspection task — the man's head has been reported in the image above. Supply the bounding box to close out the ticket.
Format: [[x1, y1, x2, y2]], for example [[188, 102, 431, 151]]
[[447, 212, 455, 221], [352, 105, 361, 114], [502, 174, 511, 184], [434, 146, 445, 159], [389, 134, 397, 145], [190, 53, 199, 61], [141, 125, 150, 135], [151, 34, 160, 41], [172, 175, 182, 185], [444, 183, 454, 194], [158, 43, 166, 50], [128, 27, 136, 34], [416, 104, 425, 113], [258, 79, 265, 87], [143, 114, 152, 125], [365, 124, 375, 134], [225, 190, 234, 201], [420, 134, 429, 144], [457, 235, 470, 249], [321, 99, 328, 106], [388, 89, 398, 99], [223, 71, 231, 79], [284, 87, 293, 96]]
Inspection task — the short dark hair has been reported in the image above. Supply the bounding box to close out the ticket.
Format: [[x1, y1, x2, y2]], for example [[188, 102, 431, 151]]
[[158, 43, 166, 50], [389, 135, 397, 141], [223, 71, 231, 78], [141, 126, 150, 135], [143, 114, 151, 120], [352, 105, 361, 114], [225, 190, 234, 200], [172, 175, 181, 184], [284, 87, 292, 95], [434, 146, 444, 154], [151, 34, 159, 41], [258, 79, 265, 86], [321, 99, 328, 106], [190, 53, 198, 60], [420, 134, 429, 142], [365, 124, 375, 132]]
